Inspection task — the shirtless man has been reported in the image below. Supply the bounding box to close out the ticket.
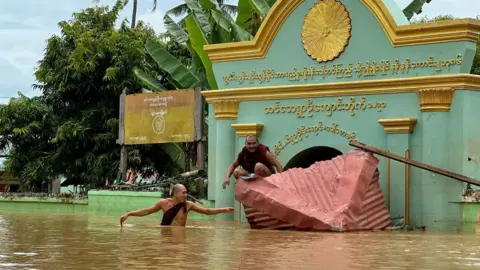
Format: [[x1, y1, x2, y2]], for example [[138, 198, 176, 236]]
[[222, 134, 283, 189], [119, 184, 234, 227]]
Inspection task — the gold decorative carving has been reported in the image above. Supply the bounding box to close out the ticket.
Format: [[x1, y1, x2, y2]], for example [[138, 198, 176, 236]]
[[222, 55, 463, 86], [201, 74, 480, 103], [204, 0, 480, 62], [302, 0, 352, 62], [213, 100, 240, 119], [231, 123, 264, 137], [264, 97, 386, 118], [273, 120, 356, 156], [378, 118, 417, 134], [416, 88, 455, 112]]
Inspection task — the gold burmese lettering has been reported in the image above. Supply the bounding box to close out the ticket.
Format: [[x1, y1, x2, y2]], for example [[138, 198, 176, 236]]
[[223, 55, 463, 85], [273, 121, 356, 157], [264, 97, 387, 118]]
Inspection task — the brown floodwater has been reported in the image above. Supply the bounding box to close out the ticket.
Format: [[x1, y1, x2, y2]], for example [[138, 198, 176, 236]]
[[0, 211, 479, 270]]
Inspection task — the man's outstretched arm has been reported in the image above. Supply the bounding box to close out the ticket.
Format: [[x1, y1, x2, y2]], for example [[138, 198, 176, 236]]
[[266, 151, 283, 173], [188, 201, 234, 215], [120, 200, 164, 226], [223, 159, 239, 189]]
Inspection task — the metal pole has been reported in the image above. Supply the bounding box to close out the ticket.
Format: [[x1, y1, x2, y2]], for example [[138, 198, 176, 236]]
[[117, 88, 128, 182], [194, 85, 205, 198], [349, 140, 480, 187]]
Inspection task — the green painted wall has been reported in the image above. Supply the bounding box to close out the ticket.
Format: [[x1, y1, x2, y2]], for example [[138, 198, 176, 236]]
[[207, 0, 480, 230], [0, 191, 216, 221], [214, 0, 475, 88], [0, 197, 88, 214], [460, 203, 480, 233]]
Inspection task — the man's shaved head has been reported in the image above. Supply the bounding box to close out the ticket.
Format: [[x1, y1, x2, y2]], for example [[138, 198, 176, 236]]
[[172, 184, 186, 194], [245, 134, 258, 143], [245, 134, 259, 152], [171, 183, 187, 202]]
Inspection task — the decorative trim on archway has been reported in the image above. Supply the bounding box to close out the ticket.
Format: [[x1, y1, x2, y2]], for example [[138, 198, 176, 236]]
[[378, 118, 417, 134], [213, 100, 240, 119], [201, 74, 480, 103], [416, 87, 455, 112], [231, 123, 264, 137], [204, 0, 480, 62]]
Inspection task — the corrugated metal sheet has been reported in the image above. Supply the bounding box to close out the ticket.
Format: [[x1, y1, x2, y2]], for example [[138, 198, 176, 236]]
[[235, 150, 392, 232]]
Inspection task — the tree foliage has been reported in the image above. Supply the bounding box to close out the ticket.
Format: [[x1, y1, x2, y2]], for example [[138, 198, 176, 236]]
[[403, 0, 432, 21], [0, 1, 187, 190], [135, 0, 275, 92], [0, 95, 56, 191]]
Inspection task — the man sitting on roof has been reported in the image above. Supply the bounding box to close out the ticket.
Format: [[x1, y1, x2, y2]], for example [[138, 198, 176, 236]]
[[120, 184, 234, 227], [222, 134, 283, 189]]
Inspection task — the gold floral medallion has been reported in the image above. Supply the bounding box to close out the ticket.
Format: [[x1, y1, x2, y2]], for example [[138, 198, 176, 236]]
[[152, 115, 166, 135], [301, 0, 352, 62]]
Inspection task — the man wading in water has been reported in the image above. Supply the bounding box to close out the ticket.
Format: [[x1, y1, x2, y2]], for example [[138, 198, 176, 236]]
[[119, 184, 234, 227], [222, 134, 283, 189]]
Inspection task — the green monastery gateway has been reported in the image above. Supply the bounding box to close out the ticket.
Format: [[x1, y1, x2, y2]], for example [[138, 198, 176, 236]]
[[201, 0, 480, 230]]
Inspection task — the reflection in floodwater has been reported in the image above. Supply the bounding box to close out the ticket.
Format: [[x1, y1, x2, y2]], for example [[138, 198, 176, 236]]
[[0, 211, 479, 269]]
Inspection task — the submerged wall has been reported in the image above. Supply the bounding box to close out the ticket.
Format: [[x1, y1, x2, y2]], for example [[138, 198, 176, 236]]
[[0, 191, 215, 221]]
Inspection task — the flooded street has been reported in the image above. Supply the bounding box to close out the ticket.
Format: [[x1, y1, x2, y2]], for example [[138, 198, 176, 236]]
[[0, 211, 479, 269]]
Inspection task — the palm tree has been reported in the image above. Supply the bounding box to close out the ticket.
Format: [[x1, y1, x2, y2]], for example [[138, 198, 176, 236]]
[[94, 0, 158, 28]]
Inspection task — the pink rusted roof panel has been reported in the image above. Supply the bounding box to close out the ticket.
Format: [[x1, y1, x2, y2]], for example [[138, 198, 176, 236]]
[[235, 150, 392, 232]]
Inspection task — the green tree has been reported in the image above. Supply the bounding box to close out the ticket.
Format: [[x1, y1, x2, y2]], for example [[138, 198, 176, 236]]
[[0, 1, 185, 189], [94, 0, 158, 28], [0, 94, 56, 191]]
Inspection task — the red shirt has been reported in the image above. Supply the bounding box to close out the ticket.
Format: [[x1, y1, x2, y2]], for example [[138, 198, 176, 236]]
[[237, 144, 274, 174]]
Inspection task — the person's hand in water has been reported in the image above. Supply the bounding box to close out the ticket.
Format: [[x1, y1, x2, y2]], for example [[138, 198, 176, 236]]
[[222, 178, 230, 189], [120, 213, 129, 227]]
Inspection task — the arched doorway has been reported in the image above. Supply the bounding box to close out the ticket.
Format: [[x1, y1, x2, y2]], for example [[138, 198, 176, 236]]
[[284, 146, 343, 170]]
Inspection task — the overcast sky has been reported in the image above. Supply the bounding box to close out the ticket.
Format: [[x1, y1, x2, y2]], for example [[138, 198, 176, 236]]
[[0, 0, 478, 104]]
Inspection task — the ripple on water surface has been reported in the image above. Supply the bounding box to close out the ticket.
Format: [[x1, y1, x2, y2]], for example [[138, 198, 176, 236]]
[[0, 211, 479, 269]]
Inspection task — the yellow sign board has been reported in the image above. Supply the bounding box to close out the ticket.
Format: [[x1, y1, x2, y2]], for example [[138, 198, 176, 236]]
[[124, 90, 195, 145]]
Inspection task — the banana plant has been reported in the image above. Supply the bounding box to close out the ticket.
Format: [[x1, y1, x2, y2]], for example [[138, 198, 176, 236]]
[[236, 0, 275, 28], [403, 0, 433, 21], [134, 0, 257, 91], [132, 0, 277, 171]]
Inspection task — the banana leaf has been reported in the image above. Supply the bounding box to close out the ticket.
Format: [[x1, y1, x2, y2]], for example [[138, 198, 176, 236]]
[[236, 0, 254, 28], [201, 0, 218, 9], [211, 10, 253, 41], [210, 9, 232, 33], [247, 0, 271, 18], [161, 143, 184, 163], [133, 68, 167, 92], [163, 15, 189, 45], [230, 19, 254, 41], [186, 41, 210, 90], [185, 15, 218, 89], [186, 0, 212, 38], [145, 39, 201, 89], [403, 0, 432, 20]]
